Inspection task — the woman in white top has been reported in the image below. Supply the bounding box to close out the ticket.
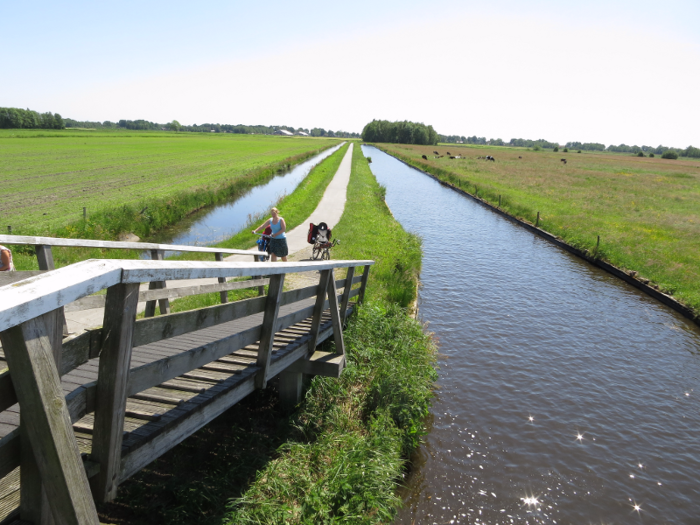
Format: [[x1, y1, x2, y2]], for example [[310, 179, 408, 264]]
[[0, 245, 16, 271]]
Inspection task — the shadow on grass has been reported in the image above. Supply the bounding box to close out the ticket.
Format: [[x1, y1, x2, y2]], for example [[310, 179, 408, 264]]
[[97, 377, 297, 525]]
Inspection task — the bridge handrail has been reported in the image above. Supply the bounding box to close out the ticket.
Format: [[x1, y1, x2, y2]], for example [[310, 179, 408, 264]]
[[0, 234, 255, 256], [0, 256, 373, 524], [0, 258, 374, 333]]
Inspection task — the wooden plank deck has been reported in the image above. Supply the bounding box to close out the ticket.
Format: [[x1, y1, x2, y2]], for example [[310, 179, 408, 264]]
[[0, 297, 353, 524]]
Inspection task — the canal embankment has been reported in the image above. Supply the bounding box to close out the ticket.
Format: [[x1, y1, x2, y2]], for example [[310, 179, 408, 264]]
[[373, 143, 700, 325], [363, 144, 700, 524]]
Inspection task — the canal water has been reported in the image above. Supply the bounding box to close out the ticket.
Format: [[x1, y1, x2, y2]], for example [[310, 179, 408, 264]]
[[361, 146, 700, 524], [151, 143, 343, 247]]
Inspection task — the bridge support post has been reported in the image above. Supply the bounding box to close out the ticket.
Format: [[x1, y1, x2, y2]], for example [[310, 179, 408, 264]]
[[215, 252, 229, 304], [358, 265, 371, 306], [0, 313, 100, 525], [278, 370, 303, 413], [339, 267, 355, 323], [90, 282, 140, 503], [145, 250, 170, 317], [35, 244, 70, 336], [18, 309, 62, 525], [255, 273, 285, 389]]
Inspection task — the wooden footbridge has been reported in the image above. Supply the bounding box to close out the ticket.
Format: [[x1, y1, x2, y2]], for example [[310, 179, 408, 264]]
[[0, 236, 372, 525]]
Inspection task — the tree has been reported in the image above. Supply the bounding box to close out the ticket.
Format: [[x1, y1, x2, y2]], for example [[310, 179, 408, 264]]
[[169, 120, 181, 132], [661, 151, 678, 159]]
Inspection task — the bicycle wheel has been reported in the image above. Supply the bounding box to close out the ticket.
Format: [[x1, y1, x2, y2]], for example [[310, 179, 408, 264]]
[[321, 247, 330, 260], [312, 244, 322, 260]]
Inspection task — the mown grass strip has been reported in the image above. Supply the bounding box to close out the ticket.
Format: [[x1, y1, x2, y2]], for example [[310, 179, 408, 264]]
[[376, 142, 700, 314], [97, 139, 437, 525]]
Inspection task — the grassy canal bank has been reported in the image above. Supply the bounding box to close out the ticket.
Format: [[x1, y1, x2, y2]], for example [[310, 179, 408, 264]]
[[4, 130, 338, 270], [376, 142, 700, 316], [97, 144, 437, 524]]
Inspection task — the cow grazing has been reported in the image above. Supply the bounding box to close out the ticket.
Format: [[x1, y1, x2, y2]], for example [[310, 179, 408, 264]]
[[485, 155, 495, 162], [446, 151, 451, 155], [433, 151, 439, 155], [449, 156, 456, 159], [560, 158, 567, 164], [518, 156, 522, 159], [422, 154, 428, 160]]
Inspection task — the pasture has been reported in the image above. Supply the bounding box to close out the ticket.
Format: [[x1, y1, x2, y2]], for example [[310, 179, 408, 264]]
[[381, 143, 700, 312], [0, 129, 337, 236]]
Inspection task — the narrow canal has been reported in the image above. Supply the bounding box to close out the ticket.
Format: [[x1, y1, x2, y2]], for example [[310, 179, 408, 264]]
[[361, 146, 700, 524], [151, 143, 343, 247]]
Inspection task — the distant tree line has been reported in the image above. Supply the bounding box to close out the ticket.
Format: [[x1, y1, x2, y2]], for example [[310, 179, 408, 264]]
[[61, 116, 360, 137], [0, 107, 65, 129], [362, 120, 438, 145]]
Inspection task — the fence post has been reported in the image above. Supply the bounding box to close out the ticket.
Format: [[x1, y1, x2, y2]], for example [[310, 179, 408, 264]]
[[90, 282, 140, 502], [358, 265, 371, 306], [339, 266, 355, 322], [215, 252, 228, 304], [144, 250, 170, 317], [35, 245, 70, 336], [255, 273, 285, 389], [0, 315, 100, 525], [19, 309, 63, 525]]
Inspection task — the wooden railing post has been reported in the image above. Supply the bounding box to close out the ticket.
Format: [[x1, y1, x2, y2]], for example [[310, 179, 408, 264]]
[[19, 308, 63, 525], [307, 269, 333, 352], [254, 254, 265, 296], [215, 252, 228, 304], [35, 244, 70, 336], [90, 282, 140, 503], [0, 315, 100, 525], [145, 250, 170, 317], [358, 265, 371, 306], [255, 273, 285, 389], [339, 266, 355, 323], [325, 269, 345, 356]]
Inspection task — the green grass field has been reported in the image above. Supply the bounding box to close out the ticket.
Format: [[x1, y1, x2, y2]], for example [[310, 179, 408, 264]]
[[1, 129, 338, 235], [379, 143, 700, 313]]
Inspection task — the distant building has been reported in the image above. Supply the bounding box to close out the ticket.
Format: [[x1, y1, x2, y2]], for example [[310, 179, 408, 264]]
[[295, 130, 309, 136], [274, 129, 294, 136]]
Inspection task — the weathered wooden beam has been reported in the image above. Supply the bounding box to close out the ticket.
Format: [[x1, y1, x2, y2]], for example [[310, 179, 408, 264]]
[[0, 234, 254, 256], [307, 270, 333, 353], [287, 351, 345, 378], [339, 266, 355, 322], [255, 274, 284, 389], [90, 282, 140, 503], [35, 245, 70, 338], [19, 309, 62, 525], [358, 265, 371, 305], [215, 252, 229, 304], [0, 315, 99, 525], [63, 277, 271, 313], [325, 269, 345, 357], [144, 250, 170, 317]]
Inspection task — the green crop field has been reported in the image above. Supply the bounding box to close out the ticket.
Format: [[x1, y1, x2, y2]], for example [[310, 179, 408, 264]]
[[0, 129, 338, 235], [380, 143, 700, 313]]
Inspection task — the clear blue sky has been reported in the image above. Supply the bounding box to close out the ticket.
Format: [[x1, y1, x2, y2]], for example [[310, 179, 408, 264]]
[[3, 0, 698, 147]]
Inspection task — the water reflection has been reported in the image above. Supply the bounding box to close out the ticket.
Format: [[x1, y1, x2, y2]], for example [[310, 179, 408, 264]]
[[360, 146, 700, 524]]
